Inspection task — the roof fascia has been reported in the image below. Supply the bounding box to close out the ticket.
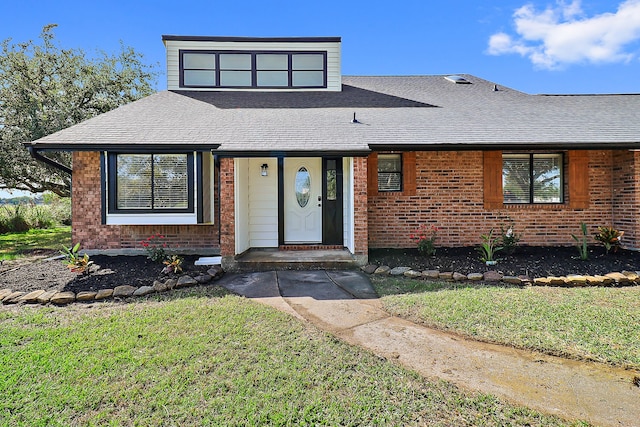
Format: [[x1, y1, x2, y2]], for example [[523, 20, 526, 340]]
[[24, 143, 220, 153], [213, 150, 370, 158], [369, 142, 640, 151], [162, 35, 341, 43]]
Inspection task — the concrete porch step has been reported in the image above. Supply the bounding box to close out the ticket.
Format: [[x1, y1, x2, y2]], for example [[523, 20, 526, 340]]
[[228, 248, 360, 272]]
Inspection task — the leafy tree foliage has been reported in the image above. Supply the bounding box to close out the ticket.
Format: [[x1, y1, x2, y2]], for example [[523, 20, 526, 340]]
[[0, 24, 157, 196]]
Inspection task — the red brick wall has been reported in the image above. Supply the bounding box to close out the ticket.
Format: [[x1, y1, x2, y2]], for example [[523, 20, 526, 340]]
[[612, 150, 640, 249], [367, 150, 629, 248], [71, 152, 219, 251]]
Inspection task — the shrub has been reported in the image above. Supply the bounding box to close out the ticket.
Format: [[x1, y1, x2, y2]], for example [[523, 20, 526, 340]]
[[140, 234, 169, 263], [27, 204, 55, 229], [2, 205, 30, 233], [499, 220, 521, 255], [571, 222, 589, 260], [477, 229, 502, 263], [593, 226, 623, 254], [410, 224, 438, 256]]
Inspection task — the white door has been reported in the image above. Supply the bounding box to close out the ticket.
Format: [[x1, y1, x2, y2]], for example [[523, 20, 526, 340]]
[[284, 158, 322, 243]]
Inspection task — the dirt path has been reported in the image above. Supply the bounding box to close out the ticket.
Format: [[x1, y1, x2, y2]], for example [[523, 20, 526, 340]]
[[219, 270, 640, 427]]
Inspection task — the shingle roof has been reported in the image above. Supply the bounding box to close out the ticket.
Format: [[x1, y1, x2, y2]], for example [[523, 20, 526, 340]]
[[27, 74, 640, 153]]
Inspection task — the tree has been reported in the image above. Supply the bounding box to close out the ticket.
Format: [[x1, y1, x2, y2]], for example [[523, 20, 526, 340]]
[[0, 24, 157, 196]]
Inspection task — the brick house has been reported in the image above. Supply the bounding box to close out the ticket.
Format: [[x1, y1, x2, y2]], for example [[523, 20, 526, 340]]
[[26, 36, 640, 269]]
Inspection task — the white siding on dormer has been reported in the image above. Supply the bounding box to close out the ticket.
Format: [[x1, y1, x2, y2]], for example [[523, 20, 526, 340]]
[[164, 40, 341, 92]]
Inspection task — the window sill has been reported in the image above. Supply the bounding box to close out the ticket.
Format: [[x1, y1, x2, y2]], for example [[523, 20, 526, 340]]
[[106, 213, 197, 226]]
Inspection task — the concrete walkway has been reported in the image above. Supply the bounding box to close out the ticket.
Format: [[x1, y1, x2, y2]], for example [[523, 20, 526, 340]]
[[218, 270, 640, 427]]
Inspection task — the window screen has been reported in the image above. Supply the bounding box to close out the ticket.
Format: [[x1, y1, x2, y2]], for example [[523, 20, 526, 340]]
[[378, 154, 402, 192]]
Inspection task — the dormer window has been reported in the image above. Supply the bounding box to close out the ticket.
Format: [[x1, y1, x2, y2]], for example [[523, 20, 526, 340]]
[[179, 50, 327, 89]]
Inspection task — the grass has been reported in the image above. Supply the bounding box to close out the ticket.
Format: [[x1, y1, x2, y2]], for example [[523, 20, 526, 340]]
[[372, 276, 640, 369], [0, 227, 71, 261], [0, 287, 578, 426]]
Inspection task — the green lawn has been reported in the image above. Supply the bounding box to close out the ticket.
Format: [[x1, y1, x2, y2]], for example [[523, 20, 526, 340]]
[[0, 287, 579, 426], [0, 227, 71, 261], [372, 276, 640, 369]]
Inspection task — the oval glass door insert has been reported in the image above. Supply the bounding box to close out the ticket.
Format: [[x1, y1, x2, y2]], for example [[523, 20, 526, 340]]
[[295, 167, 311, 207]]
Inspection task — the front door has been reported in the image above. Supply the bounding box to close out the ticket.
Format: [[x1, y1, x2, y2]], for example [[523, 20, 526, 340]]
[[284, 158, 323, 243]]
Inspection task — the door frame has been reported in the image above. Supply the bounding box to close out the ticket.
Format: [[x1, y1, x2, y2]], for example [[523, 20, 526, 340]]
[[278, 156, 344, 246]]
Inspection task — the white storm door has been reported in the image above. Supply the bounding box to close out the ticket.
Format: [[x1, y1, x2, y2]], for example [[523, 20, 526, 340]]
[[284, 158, 322, 243]]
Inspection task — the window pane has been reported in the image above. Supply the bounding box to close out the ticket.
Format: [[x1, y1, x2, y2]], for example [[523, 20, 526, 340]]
[[219, 54, 251, 69], [503, 155, 530, 203], [295, 167, 311, 208], [117, 155, 152, 209], [257, 54, 288, 70], [183, 70, 216, 86], [292, 54, 324, 70], [378, 154, 402, 192], [533, 154, 562, 203], [257, 71, 288, 86], [183, 53, 215, 69], [292, 71, 323, 87], [153, 154, 189, 209], [220, 71, 252, 87]]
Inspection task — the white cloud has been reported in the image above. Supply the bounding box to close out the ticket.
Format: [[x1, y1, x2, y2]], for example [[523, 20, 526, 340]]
[[488, 0, 640, 69]]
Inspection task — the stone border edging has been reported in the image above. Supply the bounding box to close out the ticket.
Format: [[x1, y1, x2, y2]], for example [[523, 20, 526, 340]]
[[0, 266, 224, 306], [362, 265, 640, 287]]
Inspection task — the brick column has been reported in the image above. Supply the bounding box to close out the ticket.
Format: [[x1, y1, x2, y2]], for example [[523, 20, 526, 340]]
[[219, 157, 236, 265], [352, 156, 368, 264]]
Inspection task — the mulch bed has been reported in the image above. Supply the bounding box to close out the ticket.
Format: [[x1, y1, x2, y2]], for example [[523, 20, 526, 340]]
[[1, 246, 639, 295]]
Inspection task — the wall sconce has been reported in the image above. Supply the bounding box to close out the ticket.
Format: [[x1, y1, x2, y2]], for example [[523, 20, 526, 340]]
[[261, 163, 269, 177]]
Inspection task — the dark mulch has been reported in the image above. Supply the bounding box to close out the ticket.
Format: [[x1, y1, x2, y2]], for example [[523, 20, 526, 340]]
[[1, 246, 639, 295], [368, 246, 640, 278], [0, 254, 211, 294]]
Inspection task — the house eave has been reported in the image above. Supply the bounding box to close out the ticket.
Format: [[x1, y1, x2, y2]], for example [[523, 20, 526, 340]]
[[213, 149, 371, 158], [23, 142, 221, 153], [368, 142, 640, 151]]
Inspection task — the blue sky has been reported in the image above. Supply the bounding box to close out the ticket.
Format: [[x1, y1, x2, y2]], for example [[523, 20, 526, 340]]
[[2, 0, 640, 96], [1, 0, 640, 197]]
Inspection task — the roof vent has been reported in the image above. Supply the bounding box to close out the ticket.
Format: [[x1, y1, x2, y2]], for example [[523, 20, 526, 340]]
[[444, 75, 471, 84]]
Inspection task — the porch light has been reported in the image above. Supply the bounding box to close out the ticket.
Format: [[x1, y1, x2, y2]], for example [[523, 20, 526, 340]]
[[261, 163, 269, 176]]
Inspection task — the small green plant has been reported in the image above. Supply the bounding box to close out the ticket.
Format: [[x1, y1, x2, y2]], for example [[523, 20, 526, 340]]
[[140, 234, 169, 263], [162, 254, 184, 274], [499, 220, 521, 255], [410, 224, 438, 256], [571, 222, 589, 260], [477, 229, 502, 263], [60, 242, 93, 274], [2, 204, 30, 233], [593, 226, 623, 254]]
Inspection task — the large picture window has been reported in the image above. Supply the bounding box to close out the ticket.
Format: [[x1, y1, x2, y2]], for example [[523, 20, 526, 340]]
[[108, 153, 194, 213], [378, 154, 402, 192], [503, 153, 563, 204], [180, 50, 326, 89]]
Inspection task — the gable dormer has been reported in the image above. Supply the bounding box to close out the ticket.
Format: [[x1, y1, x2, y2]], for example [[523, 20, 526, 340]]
[[162, 36, 342, 92]]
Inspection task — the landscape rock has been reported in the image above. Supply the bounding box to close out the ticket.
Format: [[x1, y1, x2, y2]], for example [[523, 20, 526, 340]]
[[95, 289, 114, 300], [362, 264, 378, 274], [452, 272, 467, 281], [548, 277, 566, 286], [390, 267, 411, 276], [622, 271, 640, 283], [36, 289, 58, 303], [566, 275, 588, 286], [176, 275, 198, 288], [18, 290, 45, 303], [374, 266, 391, 275], [467, 273, 484, 281], [207, 265, 224, 278], [50, 291, 75, 305], [502, 276, 522, 285], [422, 270, 440, 279], [164, 278, 177, 289], [605, 272, 630, 284], [483, 271, 502, 282], [0, 289, 13, 300], [153, 280, 168, 292], [533, 277, 552, 286], [2, 291, 25, 303], [76, 291, 97, 301], [404, 270, 422, 279], [133, 286, 155, 296], [195, 273, 212, 284], [113, 285, 137, 297]]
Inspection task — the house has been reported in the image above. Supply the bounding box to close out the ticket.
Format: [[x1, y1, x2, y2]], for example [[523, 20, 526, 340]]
[[26, 36, 640, 269]]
